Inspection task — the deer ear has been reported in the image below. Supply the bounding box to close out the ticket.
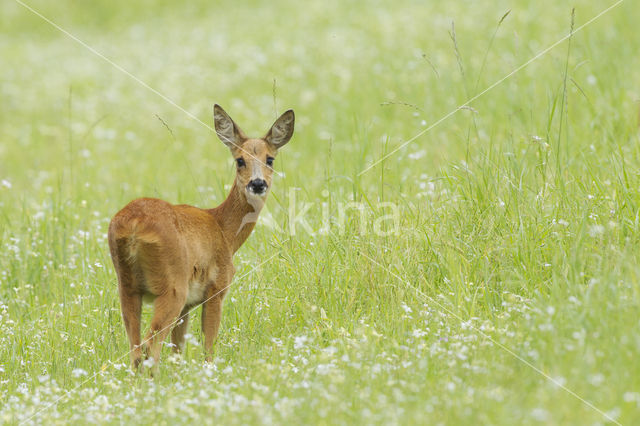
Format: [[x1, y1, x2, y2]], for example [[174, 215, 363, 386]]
[[213, 104, 246, 149], [265, 110, 295, 149]]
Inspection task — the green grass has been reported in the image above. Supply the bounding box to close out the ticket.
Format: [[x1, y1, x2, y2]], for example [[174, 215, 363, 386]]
[[2, 0, 640, 424]]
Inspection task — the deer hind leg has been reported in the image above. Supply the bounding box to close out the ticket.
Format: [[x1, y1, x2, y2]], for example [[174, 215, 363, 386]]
[[143, 285, 187, 373], [110, 241, 144, 371], [119, 289, 143, 370], [171, 306, 190, 353]]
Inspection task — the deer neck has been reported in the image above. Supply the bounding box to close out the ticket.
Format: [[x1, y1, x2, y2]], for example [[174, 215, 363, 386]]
[[211, 180, 266, 253]]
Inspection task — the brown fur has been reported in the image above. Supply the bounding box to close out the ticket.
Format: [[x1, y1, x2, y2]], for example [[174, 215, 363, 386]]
[[107, 105, 294, 371]]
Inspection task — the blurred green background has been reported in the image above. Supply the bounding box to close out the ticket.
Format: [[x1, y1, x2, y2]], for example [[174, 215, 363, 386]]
[[1, 0, 640, 424]]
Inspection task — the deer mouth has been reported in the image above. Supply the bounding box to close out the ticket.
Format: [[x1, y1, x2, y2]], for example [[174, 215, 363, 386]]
[[246, 179, 268, 197], [246, 185, 268, 197]]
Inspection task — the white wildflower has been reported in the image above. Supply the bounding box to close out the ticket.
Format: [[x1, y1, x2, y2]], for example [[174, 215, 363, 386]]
[[72, 368, 88, 378], [531, 408, 549, 421], [322, 346, 338, 355], [294, 335, 308, 350], [408, 150, 426, 160], [401, 303, 412, 314], [552, 376, 566, 387], [411, 329, 428, 338], [316, 364, 333, 375], [589, 374, 604, 386], [588, 224, 605, 237], [142, 358, 155, 369], [94, 395, 109, 407]]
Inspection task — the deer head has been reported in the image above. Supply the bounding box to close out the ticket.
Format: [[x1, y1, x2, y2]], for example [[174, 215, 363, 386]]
[[214, 104, 295, 201]]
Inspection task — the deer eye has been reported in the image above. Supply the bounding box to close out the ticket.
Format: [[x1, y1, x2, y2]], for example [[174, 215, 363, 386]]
[[266, 157, 274, 167], [236, 158, 246, 167]]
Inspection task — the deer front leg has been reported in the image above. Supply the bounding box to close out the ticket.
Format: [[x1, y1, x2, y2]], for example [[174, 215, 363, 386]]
[[201, 264, 234, 362], [171, 306, 190, 353], [201, 294, 224, 362]]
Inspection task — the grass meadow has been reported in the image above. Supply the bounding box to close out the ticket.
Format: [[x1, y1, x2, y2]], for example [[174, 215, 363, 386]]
[[1, 0, 640, 424]]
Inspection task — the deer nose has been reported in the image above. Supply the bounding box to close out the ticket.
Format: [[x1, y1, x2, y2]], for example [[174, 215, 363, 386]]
[[248, 179, 268, 193]]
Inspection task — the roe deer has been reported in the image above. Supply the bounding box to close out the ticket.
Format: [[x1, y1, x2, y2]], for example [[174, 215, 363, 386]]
[[107, 104, 294, 371]]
